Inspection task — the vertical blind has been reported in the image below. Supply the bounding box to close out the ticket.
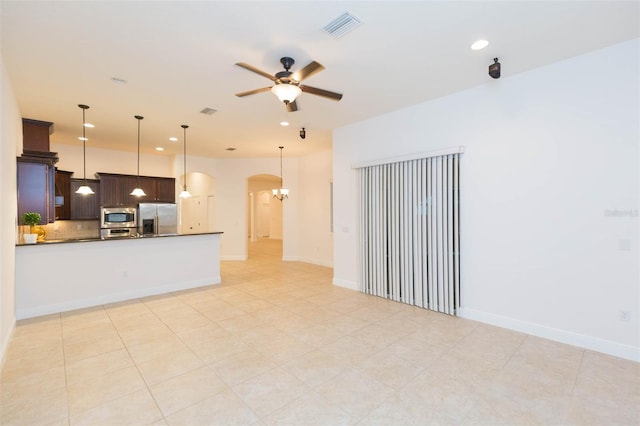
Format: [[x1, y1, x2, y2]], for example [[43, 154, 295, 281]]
[[358, 152, 461, 315]]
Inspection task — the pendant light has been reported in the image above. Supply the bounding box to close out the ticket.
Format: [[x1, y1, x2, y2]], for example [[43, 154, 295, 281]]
[[179, 124, 191, 198], [130, 115, 146, 197], [75, 104, 95, 195], [272, 146, 289, 201]]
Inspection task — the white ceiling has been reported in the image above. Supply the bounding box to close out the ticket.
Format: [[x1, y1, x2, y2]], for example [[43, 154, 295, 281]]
[[1, 1, 638, 159]]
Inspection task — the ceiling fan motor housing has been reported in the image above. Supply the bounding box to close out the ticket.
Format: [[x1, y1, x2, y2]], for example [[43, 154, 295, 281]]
[[280, 57, 295, 70]]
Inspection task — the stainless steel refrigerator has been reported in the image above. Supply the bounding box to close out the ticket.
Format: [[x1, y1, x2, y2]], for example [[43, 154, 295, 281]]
[[138, 203, 178, 236]]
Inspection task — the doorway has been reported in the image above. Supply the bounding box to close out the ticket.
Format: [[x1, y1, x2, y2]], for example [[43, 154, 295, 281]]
[[247, 174, 283, 258], [179, 172, 215, 234]]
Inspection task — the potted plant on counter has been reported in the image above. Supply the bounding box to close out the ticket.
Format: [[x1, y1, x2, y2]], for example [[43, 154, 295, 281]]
[[21, 212, 41, 244]]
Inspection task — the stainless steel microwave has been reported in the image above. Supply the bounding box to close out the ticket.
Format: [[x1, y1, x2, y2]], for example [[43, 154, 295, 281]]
[[100, 207, 137, 229]]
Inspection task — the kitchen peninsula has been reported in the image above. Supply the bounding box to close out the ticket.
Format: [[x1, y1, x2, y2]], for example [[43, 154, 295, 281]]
[[15, 232, 222, 319]]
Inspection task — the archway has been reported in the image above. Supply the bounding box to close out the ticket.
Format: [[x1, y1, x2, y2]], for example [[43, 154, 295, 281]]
[[247, 174, 283, 258]]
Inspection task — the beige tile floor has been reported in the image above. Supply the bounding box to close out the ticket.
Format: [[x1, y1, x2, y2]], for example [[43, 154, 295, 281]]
[[1, 238, 639, 425]]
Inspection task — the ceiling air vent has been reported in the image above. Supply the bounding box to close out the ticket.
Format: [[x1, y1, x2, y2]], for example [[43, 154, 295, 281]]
[[323, 12, 361, 39], [200, 107, 217, 115]]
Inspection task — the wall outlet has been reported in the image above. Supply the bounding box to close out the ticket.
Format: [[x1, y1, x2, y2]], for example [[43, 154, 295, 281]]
[[619, 310, 631, 322]]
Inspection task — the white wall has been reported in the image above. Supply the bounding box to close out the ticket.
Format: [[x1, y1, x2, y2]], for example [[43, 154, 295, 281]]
[[0, 56, 20, 366], [52, 143, 173, 178], [297, 150, 334, 267], [333, 39, 639, 361], [186, 155, 300, 261]]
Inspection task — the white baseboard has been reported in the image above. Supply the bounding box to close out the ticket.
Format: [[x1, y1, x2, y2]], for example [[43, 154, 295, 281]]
[[16, 278, 221, 320], [295, 257, 333, 268], [0, 318, 16, 371], [282, 255, 300, 262], [459, 307, 640, 362], [221, 255, 247, 261], [333, 278, 359, 291]]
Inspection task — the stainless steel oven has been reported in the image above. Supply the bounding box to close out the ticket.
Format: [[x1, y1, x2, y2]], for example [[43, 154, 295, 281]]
[[100, 227, 137, 239], [100, 207, 137, 239]]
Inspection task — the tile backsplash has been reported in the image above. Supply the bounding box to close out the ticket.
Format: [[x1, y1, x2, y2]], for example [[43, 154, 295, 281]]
[[41, 220, 100, 240]]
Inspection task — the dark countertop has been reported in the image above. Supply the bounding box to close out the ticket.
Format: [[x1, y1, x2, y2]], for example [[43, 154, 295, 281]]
[[17, 232, 223, 246]]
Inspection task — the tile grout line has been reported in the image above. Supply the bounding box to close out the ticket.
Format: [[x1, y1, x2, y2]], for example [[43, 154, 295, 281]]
[[103, 300, 167, 425]]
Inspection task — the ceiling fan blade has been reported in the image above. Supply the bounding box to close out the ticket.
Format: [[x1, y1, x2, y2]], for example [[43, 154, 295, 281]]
[[300, 85, 343, 101], [235, 86, 272, 97], [286, 100, 298, 112], [235, 63, 276, 81], [293, 61, 325, 82]]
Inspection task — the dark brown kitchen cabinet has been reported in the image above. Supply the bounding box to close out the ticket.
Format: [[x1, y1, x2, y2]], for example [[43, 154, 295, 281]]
[[17, 155, 58, 224], [70, 179, 100, 220], [55, 169, 73, 220], [155, 178, 176, 202], [98, 173, 139, 207], [22, 118, 53, 153], [138, 176, 176, 203], [98, 173, 175, 206]]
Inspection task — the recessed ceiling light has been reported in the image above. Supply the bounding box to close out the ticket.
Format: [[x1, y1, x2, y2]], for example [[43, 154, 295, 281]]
[[83, 123, 95, 128], [169, 137, 178, 142], [280, 121, 289, 127], [110, 77, 127, 85], [471, 39, 489, 50], [155, 147, 164, 151], [78, 137, 88, 141]]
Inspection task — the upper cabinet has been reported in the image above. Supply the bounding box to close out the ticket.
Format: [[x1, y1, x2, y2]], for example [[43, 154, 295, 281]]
[[17, 119, 58, 224], [138, 176, 176, 203], [54, 169, 73, 220], [17, 156, 57, 224], [70, 179, 100, 220], [97, 173, 175, 206], [22, 118, 53, 153]]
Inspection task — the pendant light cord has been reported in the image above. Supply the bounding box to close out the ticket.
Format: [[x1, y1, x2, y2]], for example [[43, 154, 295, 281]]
[[135, 115, 143, 186], [82, 108, 87, 184], [182, 124, 188, 191], [279, 145, 284, 188], [78, 104, 90, 185]]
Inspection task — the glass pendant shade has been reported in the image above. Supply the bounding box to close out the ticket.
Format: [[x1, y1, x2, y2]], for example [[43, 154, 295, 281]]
[[271, 84, 301, 104], [130, 187, 146, 197], [75, 185, 95, 195], [131, 115, 146, 197]]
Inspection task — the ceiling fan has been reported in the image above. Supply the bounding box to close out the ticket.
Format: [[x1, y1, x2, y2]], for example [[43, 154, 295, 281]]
[[235, 57, 343, 112]]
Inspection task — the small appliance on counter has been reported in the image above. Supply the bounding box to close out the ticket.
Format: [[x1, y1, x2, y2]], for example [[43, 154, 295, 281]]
[[100, 206, 137, 239], [138, 203, 177, 236]]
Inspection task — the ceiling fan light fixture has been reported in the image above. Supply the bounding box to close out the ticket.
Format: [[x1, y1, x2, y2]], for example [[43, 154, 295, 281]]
[[271, 83, 301, 104]]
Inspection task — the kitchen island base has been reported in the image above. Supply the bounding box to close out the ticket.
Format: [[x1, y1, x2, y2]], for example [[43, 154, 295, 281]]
[[15, 233, 222, 319]]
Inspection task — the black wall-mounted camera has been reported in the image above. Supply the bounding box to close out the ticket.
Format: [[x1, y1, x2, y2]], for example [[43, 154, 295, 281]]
[[489, 58, 501, 79], [299, 128, 306, 139]]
